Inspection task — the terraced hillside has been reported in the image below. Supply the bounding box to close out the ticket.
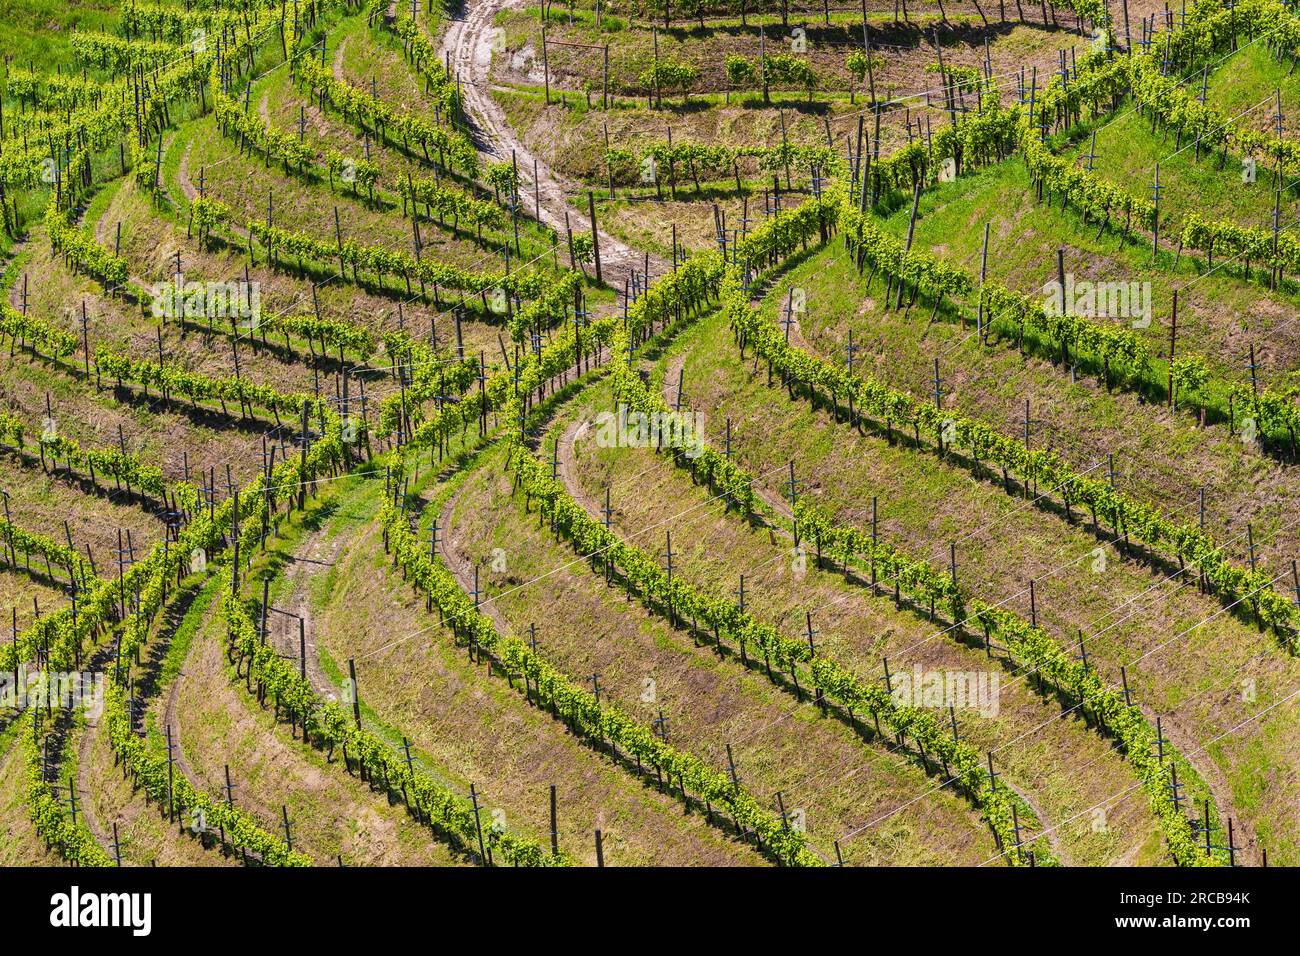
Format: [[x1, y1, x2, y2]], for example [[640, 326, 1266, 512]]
[[0, 0, 1296, 873]]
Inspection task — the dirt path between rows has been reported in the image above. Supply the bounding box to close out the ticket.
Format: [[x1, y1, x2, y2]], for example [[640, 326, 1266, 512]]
[[75, 715, 113, 854], [277, 489, 503, 803], [174, 141, 198, 202], [663, 351, 793, 522], [436, 328, 615, 633], [93, 192, 153, 294], [177, 141, 252, 245], [439, 476, 515, 638], [439, 0, 663, 292], [1157, 711, 1257, 865], [554, 417, 601, 519], [277, 528, 346, 702], [6, 240, 28, 312], [332, 35, 350, 84], [163, 593, 226, 791]]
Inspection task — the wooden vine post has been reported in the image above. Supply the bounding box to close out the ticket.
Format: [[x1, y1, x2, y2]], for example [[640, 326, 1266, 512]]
[[541, 25, 551, 105], [550, 784, 559, 856], [348, 658, 361, 729], [587, 191, 603, 283], [1152, 164, 1161, 262], [1168, 291, 1178, 408], [298, 402, 310, 510]]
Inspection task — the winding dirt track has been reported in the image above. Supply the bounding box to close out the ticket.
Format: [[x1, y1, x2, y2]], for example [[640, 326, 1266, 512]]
[[437, 336, 612, 629], [440, 0, 664, 292], [163, 596, 225, 802], [75, 716, 113, 854], [5, 244, 27, 312]]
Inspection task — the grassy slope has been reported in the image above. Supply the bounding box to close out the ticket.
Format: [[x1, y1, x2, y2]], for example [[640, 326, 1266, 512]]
[[449, 442, 1001, 865], [137, 153, 512, 376], [0, 718, 57, 866], [773, 238, 1300, 577], [883, 159, 1300, 374], [186, 117, 496, 270], [556, 376, 1169, 865], [261, 53, 439, 204], [496, 7, 1081, 109], [152, 508, 467, 866], [0, 455, 163, 565], [0, 0, 120, 69], [3, 229, 280, 489], [1062, 106, 1300, 233], [0, 568, 65, 630], [677, 303, 1300, 863], [279, 469, 761, 866], [844, 141, 1300, 570], [1204, 41, 1300, 138]]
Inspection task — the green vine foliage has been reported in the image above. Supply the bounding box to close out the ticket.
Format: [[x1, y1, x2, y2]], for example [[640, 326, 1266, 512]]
[[0, 0, 273, 200], [0, 367, 349, 675], [223, 595, 565, 866], [378, 501, 819, 866], [1042, 0, 1300, 178], [403, 316, 615, 451], [388, 14, 462, 117], [375, 347, 480, 440], [399, 176, 504, 230], [638, 60, 699, 103], [1018, 117, 1156, 230], [25, 717, 116, 866], [0, 518, 92, 585], [119, 1, 271, 43], [26, 379, 353, 865], [1180, 213, 1300, 282], [70, 33, 176, 72], [843, 143, 1300, 462], [292, 54, 477, 176], [0, 413, 22, 447], [586, 244, 1060, 863], [3, 69, 105, 115], [242, 209, 554, 296], [12, 405, 343, 865], [794, 500, 1219, 866], [728, 212, 1300, 650], [508, 270, 583, 343], [93, 344, 340, 425], [606, 141, 842, 190], [213, 83, 317, 174], [560, 183, 1223, 864], [103, 673, 312, 865], [866, 96, 1019, 195], [35, 431, 167, 499], [0, 302, 78, 358], [5, 0, 371, 868], [44, 200, 130, 287]]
